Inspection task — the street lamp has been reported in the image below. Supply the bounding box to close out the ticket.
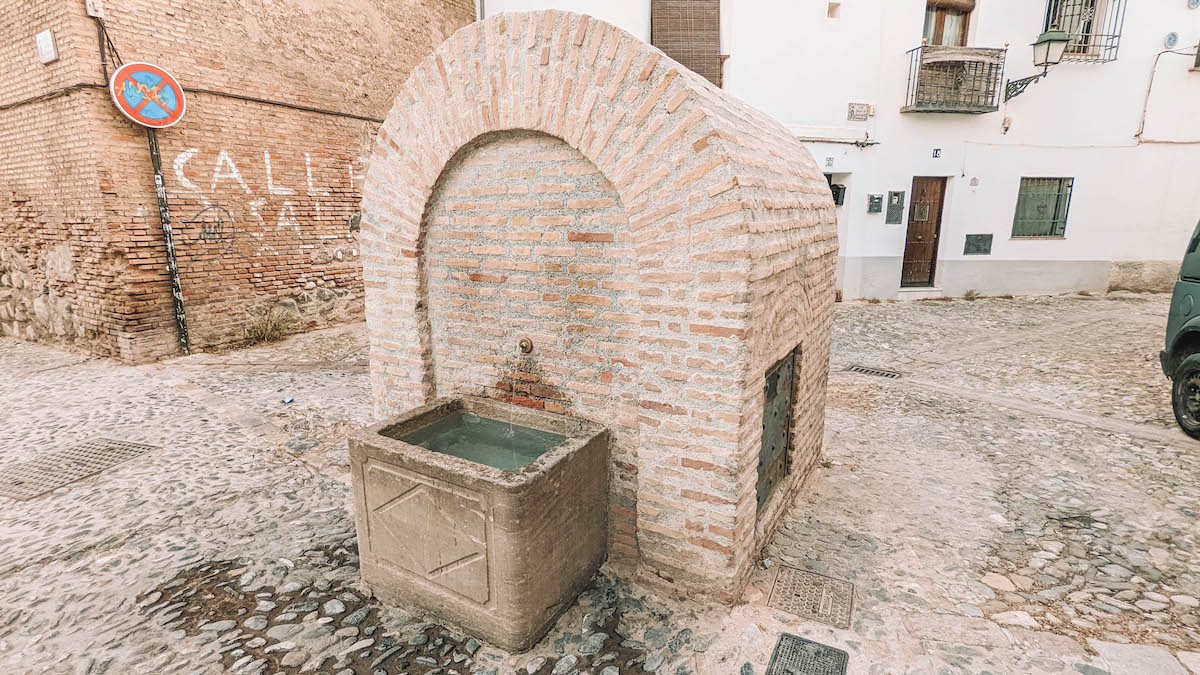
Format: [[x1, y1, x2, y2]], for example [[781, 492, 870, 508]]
[[1005, 30, 1070, 101]]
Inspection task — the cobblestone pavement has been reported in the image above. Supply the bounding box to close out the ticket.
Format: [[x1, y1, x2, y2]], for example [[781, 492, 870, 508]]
[[2, 293, 1197, 674]]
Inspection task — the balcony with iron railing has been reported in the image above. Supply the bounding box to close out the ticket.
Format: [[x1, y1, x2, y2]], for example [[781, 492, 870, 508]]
[[902, 44, 1007, 114], [1045, 0, 1127, 63]]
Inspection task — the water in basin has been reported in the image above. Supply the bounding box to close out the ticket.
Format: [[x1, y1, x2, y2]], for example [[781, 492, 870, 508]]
[[400, 411, 566, 471]]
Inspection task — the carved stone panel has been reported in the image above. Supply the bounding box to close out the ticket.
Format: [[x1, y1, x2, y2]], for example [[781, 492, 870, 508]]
[[365, 462, 489, 604]]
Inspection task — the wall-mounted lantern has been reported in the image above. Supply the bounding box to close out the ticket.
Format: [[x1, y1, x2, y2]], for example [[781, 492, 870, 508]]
[[1004, 30, 1070, 101]]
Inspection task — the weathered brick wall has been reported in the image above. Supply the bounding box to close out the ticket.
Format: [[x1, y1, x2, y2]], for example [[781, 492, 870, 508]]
[[422, 129, 642, 561], [2, 0, 475, 360], [95, 0, 476, 360], [363, 11, 837, 600], [733, 110, 840, 586], [98, 97, 377, 359], [0, 1, 120, 352]]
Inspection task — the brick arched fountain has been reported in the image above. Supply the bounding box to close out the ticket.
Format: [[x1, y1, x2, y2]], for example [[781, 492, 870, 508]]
[[354, 9, 837, 649]]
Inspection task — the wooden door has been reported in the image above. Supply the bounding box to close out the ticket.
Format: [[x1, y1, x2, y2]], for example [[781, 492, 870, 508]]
[[901, 177, 947, 288]]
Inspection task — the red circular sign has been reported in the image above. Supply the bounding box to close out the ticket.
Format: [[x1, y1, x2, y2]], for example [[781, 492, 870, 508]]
[[109, 62, 187, 128]]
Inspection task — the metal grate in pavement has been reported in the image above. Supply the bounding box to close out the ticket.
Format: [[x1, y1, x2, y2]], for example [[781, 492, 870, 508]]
[[766, 633, 848, 675], [843, 364, 902, 379], [768, 565, 855, 629], [0, 438, 158, 500]]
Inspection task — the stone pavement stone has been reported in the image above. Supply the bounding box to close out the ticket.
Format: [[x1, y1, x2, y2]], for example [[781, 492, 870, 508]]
[[1178, 651, 1200, 675], [0, 293, 1195, 674], [1088, 640, 1188, 675]]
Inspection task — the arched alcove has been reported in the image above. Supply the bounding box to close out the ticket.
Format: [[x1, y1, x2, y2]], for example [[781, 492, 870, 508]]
[[419, 129, 642, 559]]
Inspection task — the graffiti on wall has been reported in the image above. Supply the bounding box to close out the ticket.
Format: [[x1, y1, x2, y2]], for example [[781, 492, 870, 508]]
[[172, 148, 365, 243], [188, 205, 237, 249]]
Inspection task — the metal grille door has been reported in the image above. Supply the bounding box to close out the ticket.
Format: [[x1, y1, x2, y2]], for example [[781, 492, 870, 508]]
[[758, 351, 796, 510], [900, 177, 946, 288]]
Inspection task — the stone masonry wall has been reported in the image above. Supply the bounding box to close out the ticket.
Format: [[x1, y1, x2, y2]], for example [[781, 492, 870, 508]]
[[422, 129, 642, 563], [0, 2, 117, 351], [3, 0, 475, 360]]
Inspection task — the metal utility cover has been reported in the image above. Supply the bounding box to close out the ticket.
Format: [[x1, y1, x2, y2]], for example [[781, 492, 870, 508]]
[[768, 566, 855, 629], [766, 633, 849, 675], [844, 364, 901, 379], [885, 191, 906, 224], [964, 233, 993, 255], [0, 438, 157, 500]]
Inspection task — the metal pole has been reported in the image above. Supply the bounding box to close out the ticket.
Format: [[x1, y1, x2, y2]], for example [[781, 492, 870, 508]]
[[145, 128, 190, 354]]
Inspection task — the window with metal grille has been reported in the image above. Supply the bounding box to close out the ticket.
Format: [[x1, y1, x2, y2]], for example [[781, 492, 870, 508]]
[[650, 0, 722, 87], [1012, 177, 1074, 238], [1043, 0, 1126, 63]]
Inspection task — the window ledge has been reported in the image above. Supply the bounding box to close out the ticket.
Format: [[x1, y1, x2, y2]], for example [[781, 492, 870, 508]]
[[1010, 236, 1067, 241]]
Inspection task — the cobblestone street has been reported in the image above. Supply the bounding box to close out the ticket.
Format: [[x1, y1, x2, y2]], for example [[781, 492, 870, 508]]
[[3, 293, 1198, 674]]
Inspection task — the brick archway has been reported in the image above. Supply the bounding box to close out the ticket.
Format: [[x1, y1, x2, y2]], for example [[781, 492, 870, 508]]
[[362, 10, 838, 598]]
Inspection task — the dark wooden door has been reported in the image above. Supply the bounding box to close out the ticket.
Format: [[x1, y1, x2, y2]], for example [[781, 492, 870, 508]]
[[901, 176, 947, 288]]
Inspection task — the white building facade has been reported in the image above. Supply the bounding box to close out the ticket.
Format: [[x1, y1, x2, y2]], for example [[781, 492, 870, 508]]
[[479, 0, 1200, 299]]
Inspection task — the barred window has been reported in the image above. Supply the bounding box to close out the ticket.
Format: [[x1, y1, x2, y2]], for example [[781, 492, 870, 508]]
[[1012, 178, 1074, 238], [650, 0, 722, 87], [1043, 0, 1126, 63]]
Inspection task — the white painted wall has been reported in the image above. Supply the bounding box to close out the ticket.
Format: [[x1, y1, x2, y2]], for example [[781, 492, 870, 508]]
[[483, 0, 1200, 297]]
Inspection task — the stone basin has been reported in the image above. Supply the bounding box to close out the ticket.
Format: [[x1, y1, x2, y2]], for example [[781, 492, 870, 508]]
[[348, 396, 609, 651]]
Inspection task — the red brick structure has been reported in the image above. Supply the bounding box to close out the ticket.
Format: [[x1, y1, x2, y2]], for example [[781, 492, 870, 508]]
[[1, 0, 474, 361], [362, 11, 838, 600]]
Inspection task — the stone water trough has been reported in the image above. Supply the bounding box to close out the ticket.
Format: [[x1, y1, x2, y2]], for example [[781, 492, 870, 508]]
[[349, 397, 609, 650]]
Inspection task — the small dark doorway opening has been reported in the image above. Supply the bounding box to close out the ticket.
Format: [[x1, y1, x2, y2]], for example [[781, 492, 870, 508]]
[[900, 176, 947, 288]]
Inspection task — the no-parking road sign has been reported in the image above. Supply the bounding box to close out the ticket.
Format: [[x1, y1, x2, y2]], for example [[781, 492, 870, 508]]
[[109, 61, 187, 128]]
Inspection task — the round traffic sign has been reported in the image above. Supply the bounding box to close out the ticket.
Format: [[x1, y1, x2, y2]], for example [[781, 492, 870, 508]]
[[109, 62, 187, 128]]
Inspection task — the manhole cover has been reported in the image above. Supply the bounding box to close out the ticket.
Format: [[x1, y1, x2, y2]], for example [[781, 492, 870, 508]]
[[766, 633, 848, 675], [768, 566, 855, 629], [844, 364, 901, 379], [0, 438, 158, 500]]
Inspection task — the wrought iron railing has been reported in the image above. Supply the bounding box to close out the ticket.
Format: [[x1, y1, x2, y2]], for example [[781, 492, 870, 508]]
[[902, 45, 1007, 114], [1044, 0, 1126, 63]]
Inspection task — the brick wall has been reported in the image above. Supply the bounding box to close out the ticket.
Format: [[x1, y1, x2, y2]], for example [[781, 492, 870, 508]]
[[362, 10, 838, 600], [423, 129, 642, 561], [0, 1, 117, 351], [99, 96, 377, 359], [1, 0, 475, 360]]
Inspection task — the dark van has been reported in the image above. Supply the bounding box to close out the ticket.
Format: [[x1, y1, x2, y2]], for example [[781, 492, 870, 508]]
[[1162, 220, 1200, 439]]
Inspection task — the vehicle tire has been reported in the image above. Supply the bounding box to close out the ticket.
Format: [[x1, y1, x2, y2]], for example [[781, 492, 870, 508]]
[[1172, 353, 1200, 440]]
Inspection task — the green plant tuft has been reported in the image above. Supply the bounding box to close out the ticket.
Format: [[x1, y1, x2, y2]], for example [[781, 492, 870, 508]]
[[963, 289, 981, 301], [241, 306, 298, 347]]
